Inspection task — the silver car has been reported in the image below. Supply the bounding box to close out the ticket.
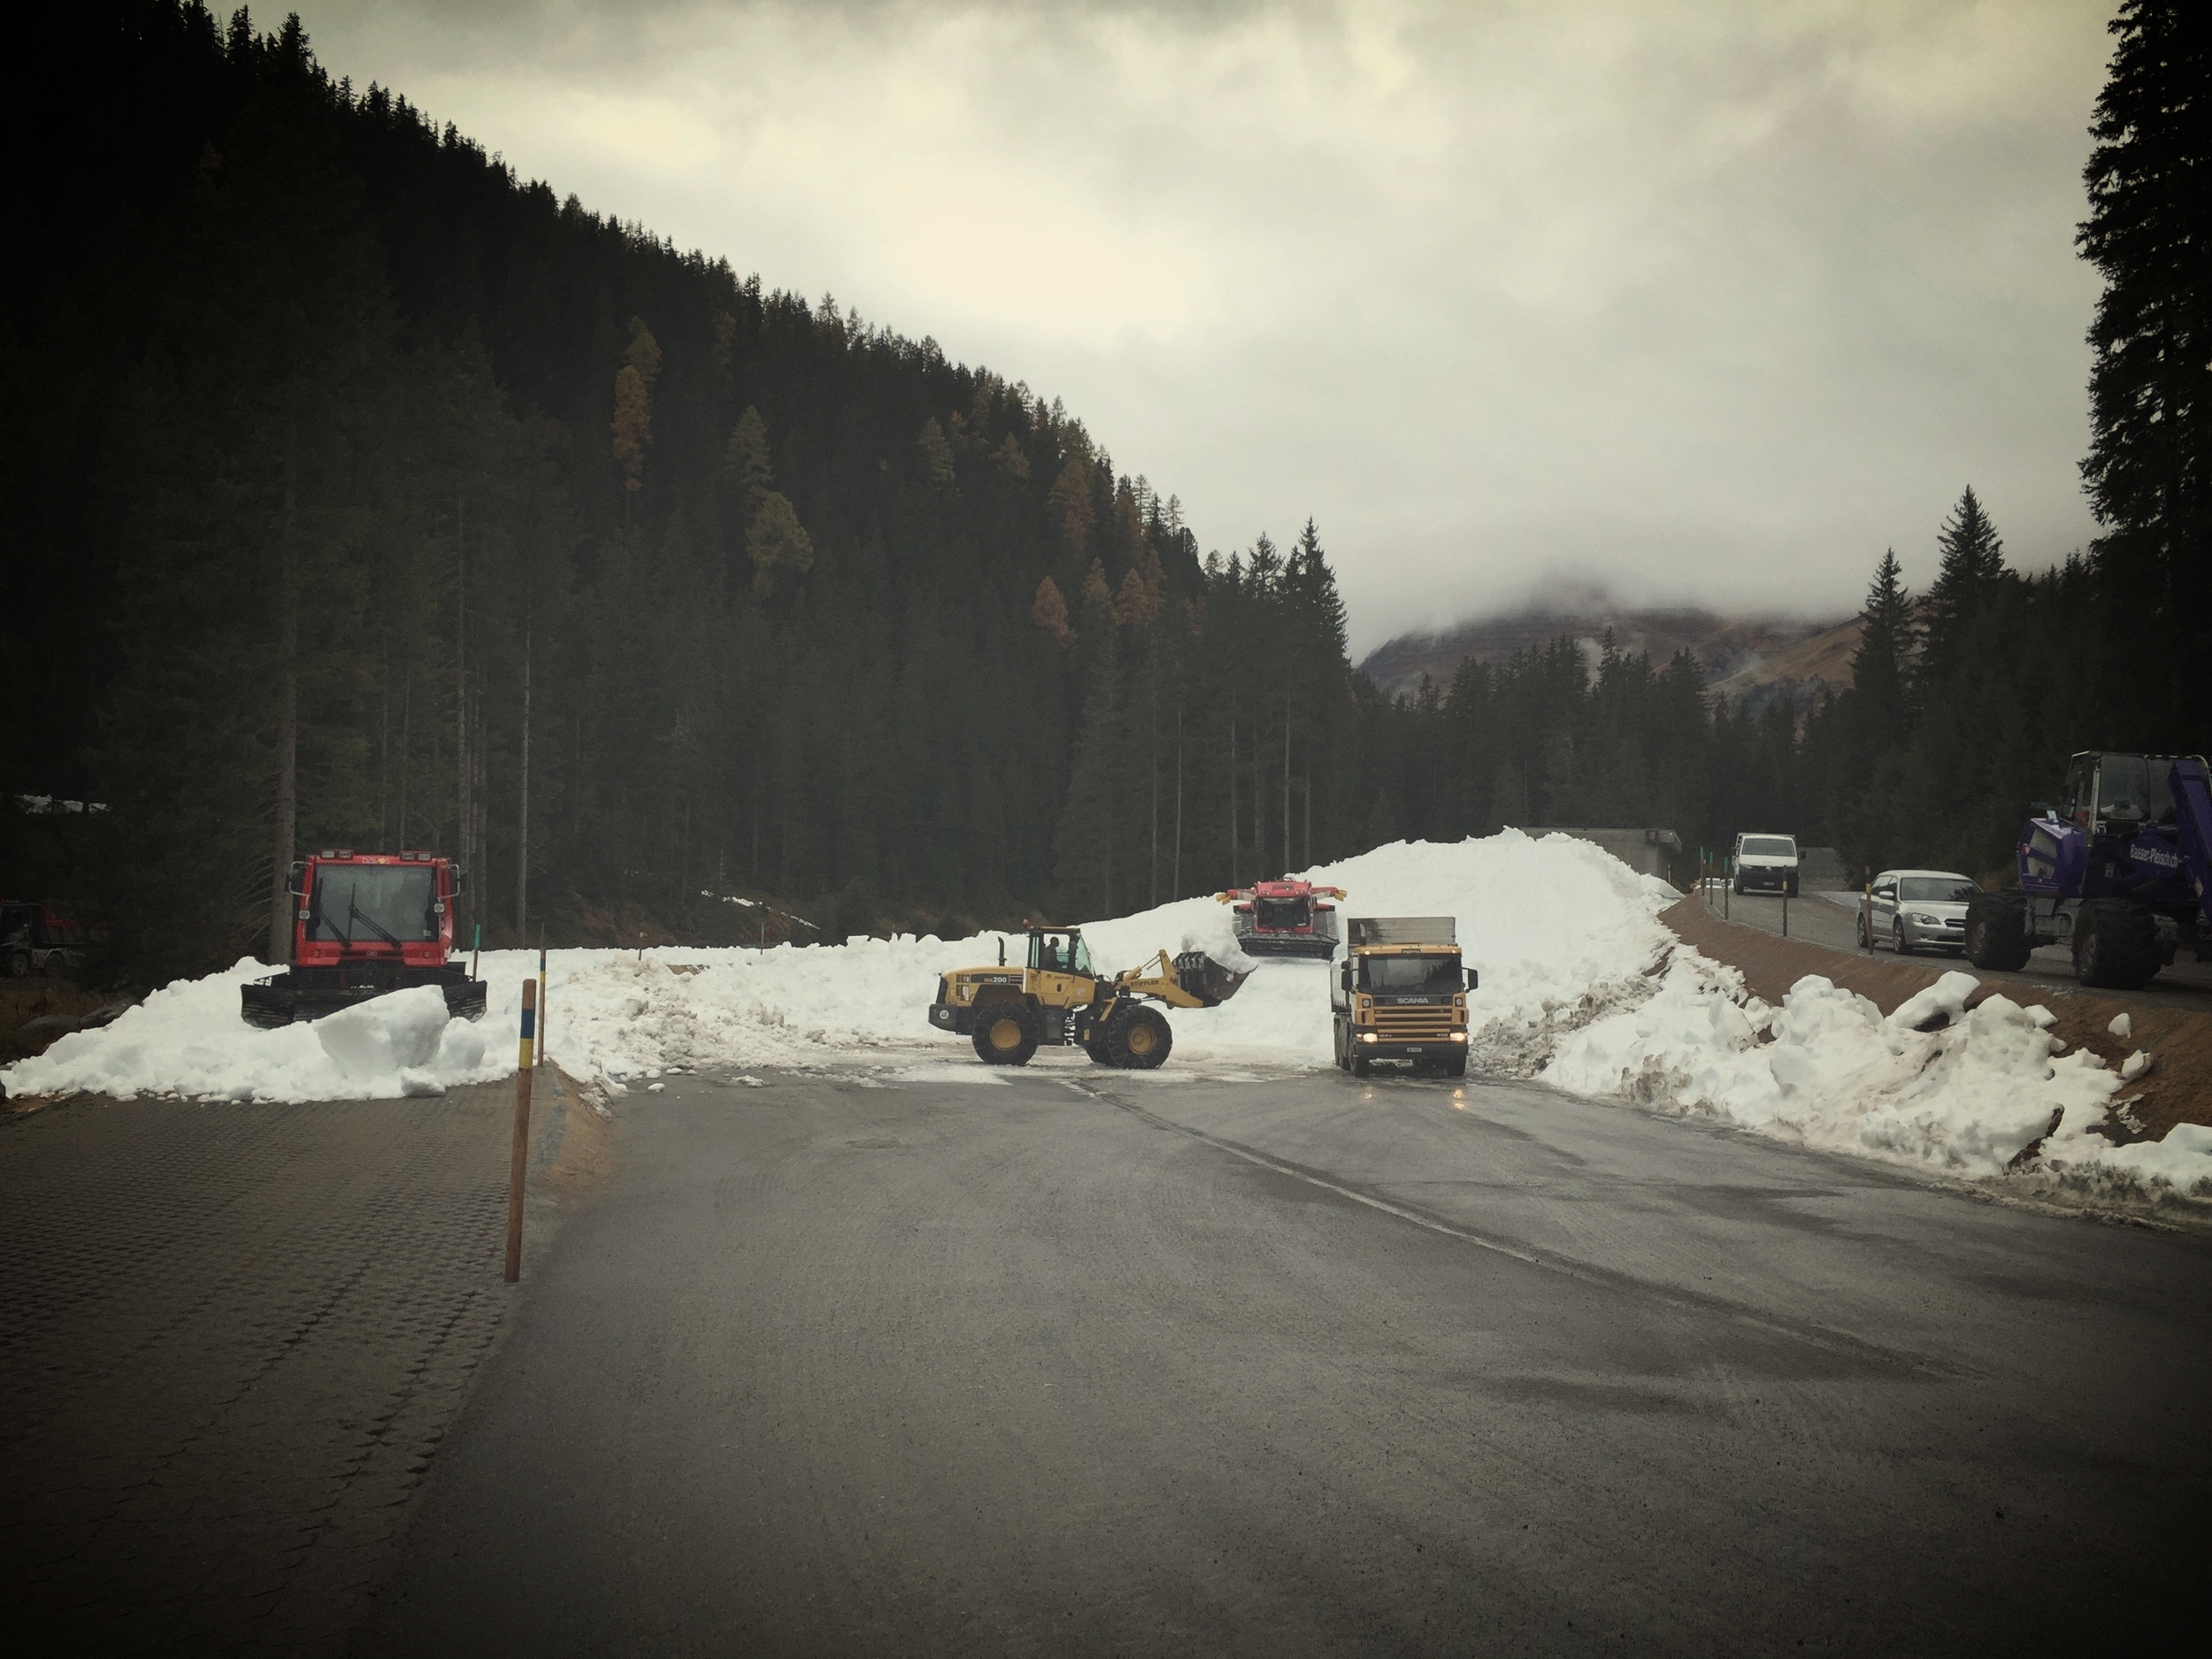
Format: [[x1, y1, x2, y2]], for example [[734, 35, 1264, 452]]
[[1859, 869, 1980, 956]]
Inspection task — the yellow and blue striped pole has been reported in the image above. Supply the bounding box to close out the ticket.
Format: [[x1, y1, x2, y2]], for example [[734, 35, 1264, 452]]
[[536, 942, 549, 1069], [504, 979, 537, 1282]]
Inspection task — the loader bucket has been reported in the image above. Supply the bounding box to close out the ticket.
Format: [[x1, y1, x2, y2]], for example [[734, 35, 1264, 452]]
[[1173, 950, 1251, 1008]]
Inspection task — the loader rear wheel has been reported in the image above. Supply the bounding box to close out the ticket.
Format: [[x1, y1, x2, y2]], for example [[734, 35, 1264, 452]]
[[972, 1002, 1038, 1065], [1105, 1003, 1171, 1070], [1963, 895, 2032, 972], [2073, 899, 2159, 990]]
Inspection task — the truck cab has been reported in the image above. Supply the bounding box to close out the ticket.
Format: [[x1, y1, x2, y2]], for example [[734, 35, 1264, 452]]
[[1332, 917, 1475, 1079]]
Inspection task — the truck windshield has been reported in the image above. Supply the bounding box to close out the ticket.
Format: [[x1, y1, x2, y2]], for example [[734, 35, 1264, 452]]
[[1361, 955, 1462, 994], [1741, 837, 1796, 858], [1899, 876, 1977, 903], [309, 865, 437, 943], [2096, 757, 2176, 825]]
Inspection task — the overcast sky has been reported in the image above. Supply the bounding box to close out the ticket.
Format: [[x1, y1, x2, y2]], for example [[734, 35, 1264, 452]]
[[297, 0, 2116, 654]]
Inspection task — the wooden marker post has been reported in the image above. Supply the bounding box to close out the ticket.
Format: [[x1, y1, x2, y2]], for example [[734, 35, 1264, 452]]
[[1781, 883, 1789, 938], [1863, 880, 1874, 954], [504, 979, 536, 1283], [472, 923, 481, 980], [1723, 859, 1730, 921]]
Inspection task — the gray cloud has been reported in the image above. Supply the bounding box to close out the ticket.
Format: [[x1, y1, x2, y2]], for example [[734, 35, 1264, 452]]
[[297, 0, 2115, 650]]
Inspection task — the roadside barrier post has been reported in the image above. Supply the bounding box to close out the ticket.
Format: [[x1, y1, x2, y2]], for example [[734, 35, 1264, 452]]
[[1863, 881, 1873, 954], [536, 941, 549, 1069], [1724, 858, 1730, 921], [1781, 884, 1789, 938], [472, 923, 481, 980], [504, 979, 536, 1283]]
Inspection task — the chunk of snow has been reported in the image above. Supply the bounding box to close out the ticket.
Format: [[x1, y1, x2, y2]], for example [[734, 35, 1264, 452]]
[[2108, 1012, 2131, 1040], [2122, 1049, 2151, 1080]]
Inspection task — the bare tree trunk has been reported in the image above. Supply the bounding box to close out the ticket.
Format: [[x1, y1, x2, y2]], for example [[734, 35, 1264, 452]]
[[1173, 706, 1183, 899], [1149, 674, 1158, 907], [1303, 766, 1312, 868], [454, 488, 469, 937], [1227, 695, 1239, 889], [1282, 686, 1291, 872], [396, 666, 411, 849], [516, 622, 531, 941], [266, 425, 299, 965], [377, 632, 390, 849]]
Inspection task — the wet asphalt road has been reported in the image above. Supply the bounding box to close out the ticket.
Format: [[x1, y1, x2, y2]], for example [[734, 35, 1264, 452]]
[[359, 1057, 2212, 1656], [1710, 887, 2212, 1012]]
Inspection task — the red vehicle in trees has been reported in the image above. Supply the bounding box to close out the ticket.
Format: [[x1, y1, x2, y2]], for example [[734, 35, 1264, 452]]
[[240, 850, 488, 1028], [1215, 879, 1348, 960]]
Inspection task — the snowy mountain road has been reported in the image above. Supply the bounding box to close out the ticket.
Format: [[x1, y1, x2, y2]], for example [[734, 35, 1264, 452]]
[[357, 1057, 2209, 1655]]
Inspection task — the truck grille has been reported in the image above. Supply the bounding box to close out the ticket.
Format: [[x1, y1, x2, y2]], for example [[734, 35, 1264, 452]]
[[1372, 1006, 1457, 1040]]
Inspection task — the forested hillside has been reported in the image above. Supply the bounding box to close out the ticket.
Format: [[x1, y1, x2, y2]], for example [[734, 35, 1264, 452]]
[[2, 4, 1376, 978], [3, 2, 2202, 984]]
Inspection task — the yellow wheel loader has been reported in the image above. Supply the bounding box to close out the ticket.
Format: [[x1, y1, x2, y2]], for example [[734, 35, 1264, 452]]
[[926, 926, 1250, 1069]]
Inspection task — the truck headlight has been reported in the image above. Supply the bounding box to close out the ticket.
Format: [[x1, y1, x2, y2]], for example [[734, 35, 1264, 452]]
[[1359, 1032, 1378, 1043], [1450, 1032, 1468, 1042]]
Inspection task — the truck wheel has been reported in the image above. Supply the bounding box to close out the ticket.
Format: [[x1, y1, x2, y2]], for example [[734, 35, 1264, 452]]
[[1351, 1050, 1371, 1079], [1443, 1052, 1467, 1079], [2073, 899, 2160, 990], [1105, 1004, 1172, 1070], [4, 949, 29, 978], [972, 1002, 1038, 1065], [1963, 895, 2032, 972]]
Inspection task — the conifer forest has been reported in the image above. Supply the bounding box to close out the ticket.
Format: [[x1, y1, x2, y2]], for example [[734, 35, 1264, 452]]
[[4, 2, 2206, 984]]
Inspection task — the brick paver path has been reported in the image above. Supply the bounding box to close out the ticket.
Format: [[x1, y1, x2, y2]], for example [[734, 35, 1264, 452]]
[[0, 1084, 538, 1654]]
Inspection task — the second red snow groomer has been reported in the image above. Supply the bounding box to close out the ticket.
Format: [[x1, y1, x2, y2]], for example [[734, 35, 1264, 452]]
[[1215, 878, 1348, 960]]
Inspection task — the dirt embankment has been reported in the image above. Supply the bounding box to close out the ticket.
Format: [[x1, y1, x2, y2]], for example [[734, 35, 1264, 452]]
[[1660, 898, 2212, 1142]]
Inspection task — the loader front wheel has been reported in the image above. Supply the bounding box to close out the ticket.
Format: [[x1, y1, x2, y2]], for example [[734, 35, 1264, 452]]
[[1105, 1003, 1172, 1070], [972, 1002, 1038, 1065], [2074, 899, 2159, 990], [1963, 895, 2032, 972]]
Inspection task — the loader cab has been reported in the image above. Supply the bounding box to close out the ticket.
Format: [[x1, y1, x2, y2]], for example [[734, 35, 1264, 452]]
[[1027, 929, 1094, 978]]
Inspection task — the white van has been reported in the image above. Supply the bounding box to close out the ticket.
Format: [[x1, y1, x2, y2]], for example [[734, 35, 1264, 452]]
[[1733, 833, 1799, 896]]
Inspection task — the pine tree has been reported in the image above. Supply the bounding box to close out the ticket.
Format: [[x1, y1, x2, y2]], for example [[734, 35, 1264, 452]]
[[1919, 486, 2005, 690], [2078, 0, 2212, 732], [1849, 549, 1916, 748]]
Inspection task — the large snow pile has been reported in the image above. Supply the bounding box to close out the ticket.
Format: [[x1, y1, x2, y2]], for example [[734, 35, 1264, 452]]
[[1, 830, 1668, 1102], [6, 827, 2208, 1206]]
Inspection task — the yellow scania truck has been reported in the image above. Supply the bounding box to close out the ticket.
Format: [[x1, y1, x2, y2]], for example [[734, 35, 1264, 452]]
[[1331, 916, 1475, 1078]]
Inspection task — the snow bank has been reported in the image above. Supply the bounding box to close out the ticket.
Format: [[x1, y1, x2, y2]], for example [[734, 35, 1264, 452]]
[[1550, 961, 2212, 1203]]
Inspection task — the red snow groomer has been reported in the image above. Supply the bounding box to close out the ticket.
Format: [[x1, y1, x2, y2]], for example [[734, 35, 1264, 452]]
[[1216, 879, 1348, 959], [240, 849, 488, 1028]]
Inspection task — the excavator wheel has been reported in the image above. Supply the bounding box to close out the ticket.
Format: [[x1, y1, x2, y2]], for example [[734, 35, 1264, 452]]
[[1963, 894, 2032, 972], [2073, 898, 2160, 990], [972, 1002, 1038, 1066], [1105, 1003, 1172, 1070]]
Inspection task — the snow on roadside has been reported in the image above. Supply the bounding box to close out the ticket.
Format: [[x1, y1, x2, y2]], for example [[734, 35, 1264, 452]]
[[1548, 958, 2212, 1205]]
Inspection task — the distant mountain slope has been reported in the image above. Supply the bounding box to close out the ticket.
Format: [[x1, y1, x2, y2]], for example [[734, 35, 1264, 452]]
[[1358, 596, 1860, 713]]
